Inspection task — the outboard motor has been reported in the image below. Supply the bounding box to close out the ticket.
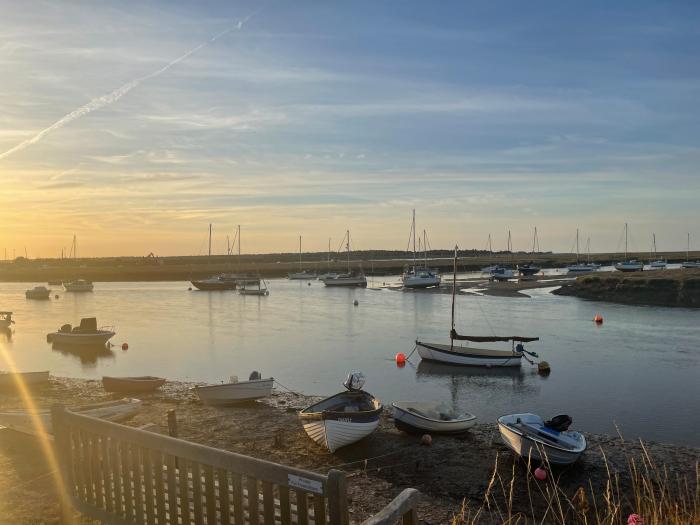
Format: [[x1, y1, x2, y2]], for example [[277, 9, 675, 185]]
[[343, 371, 366, 391], [248, 370, 261, 381], [60, 323, 72, 333], [544, 414, 573, 432]]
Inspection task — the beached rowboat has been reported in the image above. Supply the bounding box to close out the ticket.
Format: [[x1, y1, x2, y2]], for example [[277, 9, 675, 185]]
[[392, 402, 476, 434], [497, 413, 586, 465], [0, 398, 142, 436], [194, 377, 274, 405], [102, 376, 166, 393], [0, 370, 49, 389]]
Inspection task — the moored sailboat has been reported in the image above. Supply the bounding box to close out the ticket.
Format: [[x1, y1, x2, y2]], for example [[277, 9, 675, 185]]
[[321, 230, 367, 287], [567, 230, 599, 274], [649, 233, 667, 269], [402, 210, 441, 289], [615, 223, 643, 272], [288, 235, 316, 279], [682, 233, 700, 268], [416, 246, 540, 367]]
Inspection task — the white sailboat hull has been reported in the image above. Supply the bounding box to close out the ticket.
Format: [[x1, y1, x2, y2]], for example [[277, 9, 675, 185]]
[[302, 418, 380, 453], [195, 378, 274, 405], [321, 275, 367, 287], [615, 261, 644, 272], [63, 282, 94, 292], [416, 341, 523, 367], [402, 275, 441, 289], [682, 261, 700, 269]]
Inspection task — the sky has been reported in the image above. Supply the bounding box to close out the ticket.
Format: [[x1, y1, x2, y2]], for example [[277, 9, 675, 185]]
[[1, 1, 699, 258]]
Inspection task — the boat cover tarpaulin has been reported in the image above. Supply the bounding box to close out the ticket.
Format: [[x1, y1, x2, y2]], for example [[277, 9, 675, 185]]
[[450, 329, 539, 343]]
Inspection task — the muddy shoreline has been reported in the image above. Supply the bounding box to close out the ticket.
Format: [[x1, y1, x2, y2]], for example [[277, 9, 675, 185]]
[[554, 269, 700, 308], [1, 377, 697, 524]]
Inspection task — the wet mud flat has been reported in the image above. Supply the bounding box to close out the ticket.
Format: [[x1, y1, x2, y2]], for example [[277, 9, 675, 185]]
[[1, 377, 697, 524]]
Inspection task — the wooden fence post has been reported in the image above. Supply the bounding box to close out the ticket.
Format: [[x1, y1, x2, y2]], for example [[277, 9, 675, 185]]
[[167, 409, 178, 437], [326, 469, 349, 525], [51, 405, 75, 525]]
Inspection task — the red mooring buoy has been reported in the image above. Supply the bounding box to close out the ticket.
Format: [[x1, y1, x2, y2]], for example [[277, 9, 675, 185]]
[[594, 314, 603, 323], [121, 343, 129, 351]]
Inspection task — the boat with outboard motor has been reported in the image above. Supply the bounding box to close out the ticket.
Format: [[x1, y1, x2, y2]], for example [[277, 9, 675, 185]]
[[102, 376, 166, 393], [26, 286, 52, 299], [0, 312, 14, 330], [416, 246, 540, 367], [46, 317, 115, 346], [392, 401, 476, 434], [299, 372, 382, 452], [0, 370, 49, 389], [194, 372, 274, 405], [497, 413, 586, 465]]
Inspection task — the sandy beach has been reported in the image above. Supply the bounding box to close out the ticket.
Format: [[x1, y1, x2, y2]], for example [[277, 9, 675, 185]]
[[1, 377, 697, 524]]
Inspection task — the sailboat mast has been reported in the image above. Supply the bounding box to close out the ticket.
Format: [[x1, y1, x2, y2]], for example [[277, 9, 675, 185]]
[[423, 229, 427, 267], [576, 229, 580, 264], [688, 233, 691, 261], [412, 209, 416, 268], [346, 230, 351, 272], [328, 238, 331, 270], [625, 223, 628, 259], [586, 238, 591, 264], [450, 245, 457, 350], [238, 225, 241, 267], [208, 224, 212, 258], [299, 236, 302, 272]]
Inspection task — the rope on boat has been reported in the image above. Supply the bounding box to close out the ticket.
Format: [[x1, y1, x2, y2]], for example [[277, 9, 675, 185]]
[[405, 345, 418, 362], [332, 449, 405, 469]]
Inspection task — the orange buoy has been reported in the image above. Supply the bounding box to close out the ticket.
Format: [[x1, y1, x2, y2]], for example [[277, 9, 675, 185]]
[[121, 343, 129, 351], [395, 352, 406, 365], [594, 314, 603, 323]]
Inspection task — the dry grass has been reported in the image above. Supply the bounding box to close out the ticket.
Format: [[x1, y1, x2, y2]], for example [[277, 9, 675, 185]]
[[451, 442, 699, 525]]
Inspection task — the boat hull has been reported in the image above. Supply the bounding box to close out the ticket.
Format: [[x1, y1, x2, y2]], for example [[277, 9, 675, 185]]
[[63, 282, 94, 292], [195, 378, 274, 405], [392, 403, 476, 434], [0, 398, 141, 436], [288, 272, 316, 280], [682, 262, 700, 269], [190, 280, 237, 290], [416, 341, 523, 367], [321, 276, 367, 287], [301, 418, 380, 453], [497, 413, 586, 465], [47, 331, 115, 346], [402, 276, 441, 288], [102, 376, 166, 393], [239, 289, 269, 296], [0, 371, 50, 389], [517, 266, 540, 276]]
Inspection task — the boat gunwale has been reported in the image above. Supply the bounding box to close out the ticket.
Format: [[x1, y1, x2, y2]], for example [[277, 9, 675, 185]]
[[416, 341, 523, 360], [391, 402, 476, 425], [193, 377, 274, 393], [299, 390, 383, 421]]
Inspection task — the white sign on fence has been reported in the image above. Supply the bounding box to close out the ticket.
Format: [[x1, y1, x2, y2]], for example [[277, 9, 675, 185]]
[[288, 474, 324, 495]]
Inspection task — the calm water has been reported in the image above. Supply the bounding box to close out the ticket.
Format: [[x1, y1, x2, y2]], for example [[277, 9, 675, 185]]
[[1, 280, 699, 446]]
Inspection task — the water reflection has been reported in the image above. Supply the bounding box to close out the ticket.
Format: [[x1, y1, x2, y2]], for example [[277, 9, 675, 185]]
[[51, 343, 115, 368], [0, 327, 12, 344]]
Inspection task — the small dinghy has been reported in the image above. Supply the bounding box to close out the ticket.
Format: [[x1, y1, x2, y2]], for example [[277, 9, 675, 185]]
[[299, 372, 382, 453], [0, 398, 142, 436], [194, 371, 274, 405], [392, 402, 476, 435], [498, 413, 586, 465], [0, 311, 14, 330], [102, 376, 166, 393], [47, 317, 115, 346], [0, 370, 49, 389]]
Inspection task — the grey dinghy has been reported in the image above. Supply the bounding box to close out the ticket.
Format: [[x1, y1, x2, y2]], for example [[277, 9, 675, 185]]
[[498, 413, 586, 465], [392, 402, 476, 434]]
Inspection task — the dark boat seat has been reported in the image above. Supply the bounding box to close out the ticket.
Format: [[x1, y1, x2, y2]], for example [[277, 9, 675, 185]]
[[73, 317, 98, 333]]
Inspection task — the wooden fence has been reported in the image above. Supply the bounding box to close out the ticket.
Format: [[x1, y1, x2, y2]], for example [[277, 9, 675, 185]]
[[51, 406, 420, 525]]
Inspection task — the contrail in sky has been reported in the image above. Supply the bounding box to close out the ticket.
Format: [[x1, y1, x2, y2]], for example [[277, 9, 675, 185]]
[[0, 15, 254, 162]]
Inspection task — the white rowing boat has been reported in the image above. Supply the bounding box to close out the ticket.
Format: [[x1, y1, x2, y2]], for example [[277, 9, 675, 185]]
[[0, 398, 142, 436], [392, 402, 476, 434], [299, 372, 382, 453], [0, 370, 50, 389], [194, 376, 274, 405]]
